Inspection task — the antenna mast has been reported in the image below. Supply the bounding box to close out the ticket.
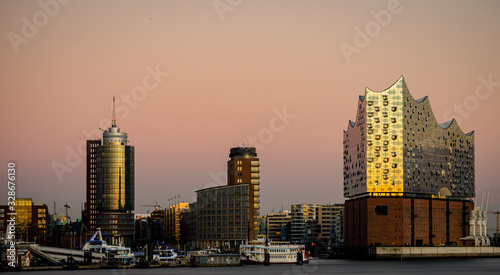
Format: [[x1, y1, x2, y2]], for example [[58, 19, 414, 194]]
[[112, 96, 117, 127]]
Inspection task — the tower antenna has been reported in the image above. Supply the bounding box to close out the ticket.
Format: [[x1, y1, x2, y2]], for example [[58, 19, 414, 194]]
[[112, 96, 117, 127]]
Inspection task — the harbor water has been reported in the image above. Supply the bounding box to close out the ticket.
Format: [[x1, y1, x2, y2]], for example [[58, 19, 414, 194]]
[[3, 257, 500, 274]]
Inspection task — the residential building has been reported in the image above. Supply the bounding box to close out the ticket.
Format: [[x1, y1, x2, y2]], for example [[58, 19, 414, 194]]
[[266, 210, 291, 242]]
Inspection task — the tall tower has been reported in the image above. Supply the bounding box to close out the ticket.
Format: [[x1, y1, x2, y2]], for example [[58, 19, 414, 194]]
[[88, 98, 135, 246], [85, 139, 100, 232], [227, 146, 260, 239]]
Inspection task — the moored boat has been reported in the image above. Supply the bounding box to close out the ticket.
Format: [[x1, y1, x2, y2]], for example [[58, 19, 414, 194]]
[[240, 239, 309, 264]]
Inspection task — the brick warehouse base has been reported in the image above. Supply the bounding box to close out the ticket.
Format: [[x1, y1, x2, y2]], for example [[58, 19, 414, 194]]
[[345, 197, 474, 247]]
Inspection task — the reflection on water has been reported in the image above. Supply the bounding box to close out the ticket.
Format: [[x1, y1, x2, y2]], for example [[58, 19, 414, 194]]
[[4, 258, 500, 275]]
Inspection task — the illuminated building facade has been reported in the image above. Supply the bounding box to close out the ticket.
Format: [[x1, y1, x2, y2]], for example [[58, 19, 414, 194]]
[[0, 199, 48, 244], [343, 77, 475, 247], [85, 99, 135, 246], [165, 202, 189, 245], [85, 139, 100, 232]]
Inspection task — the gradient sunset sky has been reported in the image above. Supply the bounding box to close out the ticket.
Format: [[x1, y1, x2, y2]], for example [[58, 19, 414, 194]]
[[1, 0, 500, 221]]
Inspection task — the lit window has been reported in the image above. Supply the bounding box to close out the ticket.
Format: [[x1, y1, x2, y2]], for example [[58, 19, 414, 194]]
[[383, 101, 389, 106], [392, 163, 398, 168], [383, 124, 389, 129], [391, 107, 397, 112], [368, 101, 373, 106], [374, 118, 380, 123], [375, 146, 381, 151], [375, 152, 380, 157], [367, 140, 373, 146], [375, 107, 380, 112], [375, 135, 381, 140], [367, 112, 373, 117], [382, 112, 388, 117], [383, 157, 389, 163], [391, 118, 397, 123], [392, 135, 398, 140], [375, 163, 381, 168]]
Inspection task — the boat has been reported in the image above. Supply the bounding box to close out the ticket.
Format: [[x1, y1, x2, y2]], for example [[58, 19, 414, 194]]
[[82, 228, 135, 265], [240, 238, 309, 264], [152, 246, 177, 264]]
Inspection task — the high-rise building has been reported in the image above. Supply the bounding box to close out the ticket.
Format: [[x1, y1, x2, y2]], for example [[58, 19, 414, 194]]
[[227, 147, 260, 234], [343, 76, 474, 248], [85, 139, 100, 232], [85, 98, 135, 246], [191, 146, 260, 250]]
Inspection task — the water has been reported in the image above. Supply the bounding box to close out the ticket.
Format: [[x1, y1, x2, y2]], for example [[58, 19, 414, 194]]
[[4, 258, 500, 274]]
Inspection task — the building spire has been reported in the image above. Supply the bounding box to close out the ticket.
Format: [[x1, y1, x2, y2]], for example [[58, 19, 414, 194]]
[[112, 96, 117, 127]]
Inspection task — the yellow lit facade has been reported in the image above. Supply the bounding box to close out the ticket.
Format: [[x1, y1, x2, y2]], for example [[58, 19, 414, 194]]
[[344, 76, 474, 199]]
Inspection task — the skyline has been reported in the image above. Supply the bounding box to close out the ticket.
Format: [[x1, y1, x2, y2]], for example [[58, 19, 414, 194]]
[[1, 1, 500, 223]]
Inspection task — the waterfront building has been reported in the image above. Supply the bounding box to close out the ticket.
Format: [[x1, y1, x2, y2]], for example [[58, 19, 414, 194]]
[[343, 76, 474, 247], [313, 204, 344, 246], [290, 204, 319, 244], [85, 98, 135, 246], [266, 210, 291, 242], [84, 139, 100, 232], [290, 204, 344, 245], [191, 146, 260, 250], [165, 202, 189, 245], [0, 198, 48, 244]]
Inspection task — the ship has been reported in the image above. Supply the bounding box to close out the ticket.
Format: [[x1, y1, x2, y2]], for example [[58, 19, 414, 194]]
[[82, 228, 135, 265], [240, 238, 309, 264]]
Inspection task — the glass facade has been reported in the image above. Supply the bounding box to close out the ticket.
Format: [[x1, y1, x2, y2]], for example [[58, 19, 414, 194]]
[[93, 125, 135, 246], [344, 77, 474, 199]]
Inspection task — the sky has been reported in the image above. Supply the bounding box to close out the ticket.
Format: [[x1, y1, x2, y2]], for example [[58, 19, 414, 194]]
[[1, 0, 500, 228]]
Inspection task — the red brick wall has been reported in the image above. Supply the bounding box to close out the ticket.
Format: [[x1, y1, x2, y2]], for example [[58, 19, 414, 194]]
[[346, 197, 473, 247]]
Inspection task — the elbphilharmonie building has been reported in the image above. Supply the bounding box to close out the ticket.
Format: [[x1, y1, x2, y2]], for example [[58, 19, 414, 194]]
[[343, 77, 475, 247]]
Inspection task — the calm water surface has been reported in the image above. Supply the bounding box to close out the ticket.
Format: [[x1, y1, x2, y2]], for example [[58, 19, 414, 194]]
[[4, 258, 500, 274]]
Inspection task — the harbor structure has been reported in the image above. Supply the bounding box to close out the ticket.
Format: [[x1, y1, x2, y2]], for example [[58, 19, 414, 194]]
[[343, 76, 475, 248]]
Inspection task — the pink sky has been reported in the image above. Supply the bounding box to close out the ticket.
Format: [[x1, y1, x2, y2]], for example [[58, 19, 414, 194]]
[[1, 1, 500, 224]]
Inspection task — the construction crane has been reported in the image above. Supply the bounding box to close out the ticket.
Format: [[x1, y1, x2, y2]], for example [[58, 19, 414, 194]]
[[139, 201, 162, 212], [487, 211, 500, 245]]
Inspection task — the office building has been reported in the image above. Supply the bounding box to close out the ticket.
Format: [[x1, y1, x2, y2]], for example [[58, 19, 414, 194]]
[[0, 198, 48, 244], [191, 146, 260, 249], [85, 98, 135, 246]]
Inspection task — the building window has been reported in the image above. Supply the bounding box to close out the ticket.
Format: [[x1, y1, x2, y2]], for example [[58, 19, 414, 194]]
[[375, 206, 388, 215]]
